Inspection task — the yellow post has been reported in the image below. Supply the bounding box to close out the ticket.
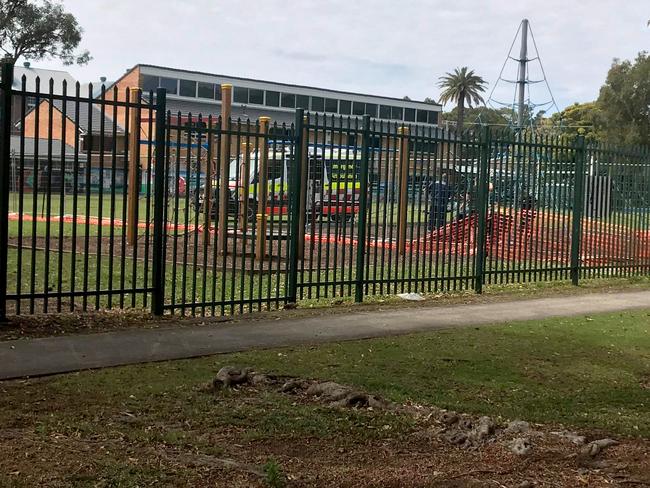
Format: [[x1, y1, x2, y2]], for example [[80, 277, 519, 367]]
[[218, 84, 232, 255], [297, 117, 308, 259], [238, 141, 251, 233], [256, 116, 270, 260], [127, 88, 141, 247], [397, 126, 410, 255]]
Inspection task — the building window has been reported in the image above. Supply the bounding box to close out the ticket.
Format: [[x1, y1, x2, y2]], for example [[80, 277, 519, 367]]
[[365, 103, 378, 117], [339, 100, 351, 115], [296, 94, 309, 109], [82, 135, 115, 152], [249, 88, 264, 105], [311, 97, 324, 111], [25, 96, 37, 110], [141, 75, 159, 92], [234, 87, 248, 103], [197, 82, 215, 99], [346, 134, 357, 146], [428, 111, 439, 125], [379, 105, 391, 119], [404, 108, 416, 122], [325, 98, 338, 113], [269, 126, 291, 138], [159, 77, 178, 95], [266, 90, 280, 107], [179, 79, 197, 97], [416, 109, 428, 123], [390, 106, 403, 120], [414, 140, 437, 153], [281, 93, 296, 108], [352, 101, 365, 116]]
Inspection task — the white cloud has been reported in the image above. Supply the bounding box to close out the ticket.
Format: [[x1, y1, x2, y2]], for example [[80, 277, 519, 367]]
[[32, 0, 649, 111]]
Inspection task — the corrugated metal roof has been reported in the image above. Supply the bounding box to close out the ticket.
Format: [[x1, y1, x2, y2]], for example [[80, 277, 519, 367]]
[[51, 99, 125, 134], [10, 135, 76, 159], [79, 82, 117, 99], [12, 66, 78, 94], [20, 99, 125, 135]]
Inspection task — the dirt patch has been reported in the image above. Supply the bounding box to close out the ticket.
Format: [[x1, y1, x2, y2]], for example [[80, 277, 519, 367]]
[[2, 366, 649, 487], [198, 367, 650, 488]]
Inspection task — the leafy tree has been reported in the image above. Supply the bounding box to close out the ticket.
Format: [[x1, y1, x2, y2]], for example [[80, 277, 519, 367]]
[[423, 97, 438, 105], [437, 67, 487, 131], [0, 0, 90, 65], [596, 52, 650, 146], [443, 106, 510, 127], [548, 102, 604, 141]]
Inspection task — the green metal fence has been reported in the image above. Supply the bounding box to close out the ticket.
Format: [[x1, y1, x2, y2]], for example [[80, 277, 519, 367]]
[[1, 63, 650, 320]]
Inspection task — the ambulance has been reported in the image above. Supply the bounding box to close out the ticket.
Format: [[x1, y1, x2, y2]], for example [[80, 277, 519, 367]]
[[196, 146, 363, 223]]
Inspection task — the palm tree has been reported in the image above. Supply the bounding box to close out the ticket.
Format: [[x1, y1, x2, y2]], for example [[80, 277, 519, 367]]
[[438, 67, 487, 131]]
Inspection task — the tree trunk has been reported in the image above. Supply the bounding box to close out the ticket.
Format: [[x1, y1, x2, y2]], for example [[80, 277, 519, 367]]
[[457, 91, 465, 133]]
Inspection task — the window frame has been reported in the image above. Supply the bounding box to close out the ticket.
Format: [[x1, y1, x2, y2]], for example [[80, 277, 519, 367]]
[[141, 75, 159, 92], [390, 106, 403, 121], [249, 88, 264, 105], [324, 98, 338, 113], [179, 79, 197, 97], [265, 90, 280, 107], [296, 94, 309, 109], [159, 77, 178, 95], [233, 86, 249, 104], [311, 96, 325, 112], [365, 103, 378, 117], [197, 82, 215, 99], [281, 93, 296, 108]]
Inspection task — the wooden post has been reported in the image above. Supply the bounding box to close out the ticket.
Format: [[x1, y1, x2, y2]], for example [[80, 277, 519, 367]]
[[397, 126, 409, 255], [238, 141, 251, 233], [217, 84, 232, 255], [127, 88, 141, 247], [256, 116, 270, 260], [297, 117, 308, 259]]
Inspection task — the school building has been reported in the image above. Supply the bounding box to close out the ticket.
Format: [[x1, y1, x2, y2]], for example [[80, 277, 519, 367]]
[[115, 63, 441, 128]]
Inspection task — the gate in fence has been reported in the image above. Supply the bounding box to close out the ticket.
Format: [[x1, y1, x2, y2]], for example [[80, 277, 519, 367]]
[[1, 61, 650, 320]]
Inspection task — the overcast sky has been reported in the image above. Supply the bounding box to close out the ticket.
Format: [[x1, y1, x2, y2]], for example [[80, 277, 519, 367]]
[[34, 0, 649, 113]]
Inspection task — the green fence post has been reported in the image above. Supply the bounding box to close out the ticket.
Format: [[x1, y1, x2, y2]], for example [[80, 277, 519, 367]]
[[0, 60, 14, 323], [354, 115, 371, 303], [474, 125, 491, 294], [286, 109, 304, 304], [151, 88, 167, 315], [570, 135, 586, 286]]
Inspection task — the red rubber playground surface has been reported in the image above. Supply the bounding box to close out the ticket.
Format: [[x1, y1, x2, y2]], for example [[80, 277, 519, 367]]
[[9, 210, 650, 267]]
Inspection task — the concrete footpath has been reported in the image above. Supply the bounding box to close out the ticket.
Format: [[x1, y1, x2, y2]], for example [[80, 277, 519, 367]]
[[2, 290, 649, 380]]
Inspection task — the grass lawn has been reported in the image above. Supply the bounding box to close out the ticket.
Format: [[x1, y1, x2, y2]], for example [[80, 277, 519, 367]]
[[8, 191, 182, 238], [7, 190, 444, 239], [5, 244, 480, 315], [1, 309, 649, 486]]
